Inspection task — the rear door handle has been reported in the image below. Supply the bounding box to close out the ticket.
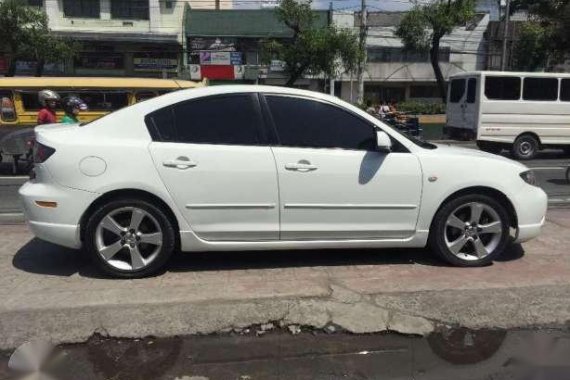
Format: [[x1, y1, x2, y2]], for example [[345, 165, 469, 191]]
[[285, 161, 318, 172], [163, 156, 197, 169]]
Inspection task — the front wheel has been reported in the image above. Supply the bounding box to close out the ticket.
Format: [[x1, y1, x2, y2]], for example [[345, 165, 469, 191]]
[[429, 194, 511, 267], [85, 199, 176, 278]]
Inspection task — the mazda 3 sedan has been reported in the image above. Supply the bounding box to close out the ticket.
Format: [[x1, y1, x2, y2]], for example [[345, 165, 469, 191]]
[[19, 86, 547, 278]]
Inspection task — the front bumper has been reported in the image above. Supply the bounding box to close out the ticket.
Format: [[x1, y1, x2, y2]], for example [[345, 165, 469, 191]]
[[511, 184, 548, 244], [19, 176, 98, 250]]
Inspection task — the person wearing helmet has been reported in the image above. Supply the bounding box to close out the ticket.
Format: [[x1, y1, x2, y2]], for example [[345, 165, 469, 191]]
[[37, 89, 60, 125], [61, 96, 87, 124]]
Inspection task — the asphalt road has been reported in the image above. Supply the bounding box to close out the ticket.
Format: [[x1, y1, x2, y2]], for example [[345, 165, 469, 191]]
[[0, 144, 569, 219]]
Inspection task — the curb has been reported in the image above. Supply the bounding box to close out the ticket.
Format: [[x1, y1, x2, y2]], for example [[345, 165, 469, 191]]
[[0, 213, 25, 224]]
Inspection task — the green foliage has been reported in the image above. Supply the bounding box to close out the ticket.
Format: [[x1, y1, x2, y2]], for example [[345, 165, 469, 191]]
[[395, 0, 476, 102], [263, 0, 361, 86], [513, 22, 550, 71], [512, 0, 570, 62], [397, 101, 446, 115], [0, 0, 76, 76]]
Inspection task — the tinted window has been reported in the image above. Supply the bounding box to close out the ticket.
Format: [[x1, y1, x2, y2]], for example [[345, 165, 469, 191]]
[[561, 79, 570, 101], [523, 77, 558, 101], [146, 107, 175, 142], [449, 79, 465, 103], [63, 0, 100, 18], [466, 78, 477, 103], [485, 76, 521, 100], [266, 96, 376, 151], [111, 0, 149, 20], [169, 94, 261, 145]]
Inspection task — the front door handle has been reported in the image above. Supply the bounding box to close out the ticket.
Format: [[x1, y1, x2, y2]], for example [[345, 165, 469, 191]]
[[163, 156, 198, 169], [285, 161, 318, 172]]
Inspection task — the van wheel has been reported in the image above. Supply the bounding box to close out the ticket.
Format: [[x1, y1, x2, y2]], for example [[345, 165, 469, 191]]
[[512, 135, 539, 160], [429, 194, 511, 267], [477, 141, 502, 155], [85, 198, 176, 278]]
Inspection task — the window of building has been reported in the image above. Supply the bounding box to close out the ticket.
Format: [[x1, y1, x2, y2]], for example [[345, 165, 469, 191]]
[[523, 77, 559, 101], [449, 79, 466, 103], [466, 78, 477, 103], [266, 96, 376, 151], [25, 0, 43, 7], [484, 76, 521, 100], [63, 0, 100, 18], [147, 95, 262, 145], [410, 86, 440, 99], [367, 47, 450, 63], [111, 0, 150, 20], [560, 79, 570, 101]]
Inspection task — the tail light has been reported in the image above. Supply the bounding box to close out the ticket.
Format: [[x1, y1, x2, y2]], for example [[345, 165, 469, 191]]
[[33, 142, 56, 163]]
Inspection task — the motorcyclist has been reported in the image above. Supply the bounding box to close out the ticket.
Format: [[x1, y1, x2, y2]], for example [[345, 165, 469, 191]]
[[37, 89, 60, 125], [61, 96, 87, 124]]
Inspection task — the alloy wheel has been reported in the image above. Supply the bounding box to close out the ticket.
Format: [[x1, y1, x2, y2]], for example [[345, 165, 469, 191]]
[[444, 202, 503, 261], [95, 207, 163, 271]]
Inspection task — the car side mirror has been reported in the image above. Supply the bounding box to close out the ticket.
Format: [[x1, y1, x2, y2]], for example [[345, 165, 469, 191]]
[[376, 131, 392, 153]]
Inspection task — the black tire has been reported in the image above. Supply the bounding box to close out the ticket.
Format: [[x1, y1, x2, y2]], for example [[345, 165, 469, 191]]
[[563, 146, 570, 157], [477, 141, 502, 155], [429, 194, 511, 267], [84, 198, 176, 278], [511, 134, 539, 160]]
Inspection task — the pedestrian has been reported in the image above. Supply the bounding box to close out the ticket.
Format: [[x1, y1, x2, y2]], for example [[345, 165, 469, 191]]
[[37, 89, 60, 125], [61, 96, 87, 124]]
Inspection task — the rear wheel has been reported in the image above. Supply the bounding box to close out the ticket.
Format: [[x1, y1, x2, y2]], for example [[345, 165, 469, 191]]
[[429, 194, 511, 267], [511, 135, 539, 160], [85, 198, 176, 278]]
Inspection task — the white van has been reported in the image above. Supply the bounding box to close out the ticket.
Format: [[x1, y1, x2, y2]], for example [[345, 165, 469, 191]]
[[445, 71, 570, 160]]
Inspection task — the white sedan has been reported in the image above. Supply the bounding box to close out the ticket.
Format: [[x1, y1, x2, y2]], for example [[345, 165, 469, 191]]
[[19, 86, 547, 278]]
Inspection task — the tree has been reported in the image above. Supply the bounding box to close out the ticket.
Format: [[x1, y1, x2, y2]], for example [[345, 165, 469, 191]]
[[0, 0, 75, 76], [512, 0, 570, 65], [395, 0, 476, 102], [512, 22, 550, 71], [263, 0, 361, 87]]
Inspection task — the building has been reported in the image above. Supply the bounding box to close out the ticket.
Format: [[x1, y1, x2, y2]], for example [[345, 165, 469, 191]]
[[333, 10, 491, 104], [2, 0, 229, 77], [184, 8, 329, 87]]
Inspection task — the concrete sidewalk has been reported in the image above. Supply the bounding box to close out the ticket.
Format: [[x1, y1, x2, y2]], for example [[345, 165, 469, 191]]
[[1, 210, 570, 350]]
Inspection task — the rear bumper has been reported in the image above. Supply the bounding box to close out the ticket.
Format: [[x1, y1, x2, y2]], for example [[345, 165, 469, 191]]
[[19, 176, 98, 250]]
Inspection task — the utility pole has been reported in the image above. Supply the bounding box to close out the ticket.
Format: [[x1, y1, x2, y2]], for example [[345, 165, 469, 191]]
[[356, 0, 367, 104], [500, 0, 511, 71]]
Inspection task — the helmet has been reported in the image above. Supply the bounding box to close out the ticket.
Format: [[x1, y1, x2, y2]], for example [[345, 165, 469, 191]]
[[61, 96, 87, 114], [38, 89, 60, 107]]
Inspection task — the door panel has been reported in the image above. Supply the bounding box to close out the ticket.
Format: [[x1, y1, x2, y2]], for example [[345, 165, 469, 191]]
[[150, 143, 279, 240], [272, 148, 422, 240]]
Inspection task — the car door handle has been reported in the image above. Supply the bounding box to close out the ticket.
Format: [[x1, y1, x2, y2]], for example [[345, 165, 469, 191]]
[[285, 162, 318, 172], [162, 157, 197, 169]]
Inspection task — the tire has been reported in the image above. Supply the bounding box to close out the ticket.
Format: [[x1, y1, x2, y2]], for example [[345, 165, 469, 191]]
[[511, 135, 539, 160], [563, 146, 570, 157], [84, 198, 176, 278], [477, 141, 502, 155], [429, 194, 511, 267]]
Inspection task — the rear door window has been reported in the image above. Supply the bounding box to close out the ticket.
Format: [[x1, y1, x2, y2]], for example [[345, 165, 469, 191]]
[[561, 79, 570, 101], [449, 79, 466, 103], [484, 76, 521, 100], [466, 78, 477, 103]]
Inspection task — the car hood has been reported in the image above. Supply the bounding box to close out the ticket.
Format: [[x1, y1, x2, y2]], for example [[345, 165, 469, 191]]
[[430, 143, 528, 170]]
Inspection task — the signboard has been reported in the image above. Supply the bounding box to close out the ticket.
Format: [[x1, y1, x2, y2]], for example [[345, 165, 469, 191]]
[[134, 56, 178, 72], [76, 53, 124, 70], [190, 37, 237, 51], [199, 52, 242, 66], [270, 59, 286, 72]]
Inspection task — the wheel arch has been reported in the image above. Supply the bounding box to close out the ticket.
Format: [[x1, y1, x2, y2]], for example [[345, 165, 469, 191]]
[[79, 188, 181, 248], [431, 186, 518, 231], [515, 132, 542, 147]]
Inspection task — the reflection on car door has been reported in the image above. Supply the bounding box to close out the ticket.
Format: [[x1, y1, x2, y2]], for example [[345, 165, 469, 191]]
[[147, 94, 279, 241], [263, 94, 423, 240]]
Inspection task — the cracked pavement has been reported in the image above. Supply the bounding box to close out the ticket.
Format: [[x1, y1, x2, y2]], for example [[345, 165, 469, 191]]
[[1, 209, 570, 350]]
